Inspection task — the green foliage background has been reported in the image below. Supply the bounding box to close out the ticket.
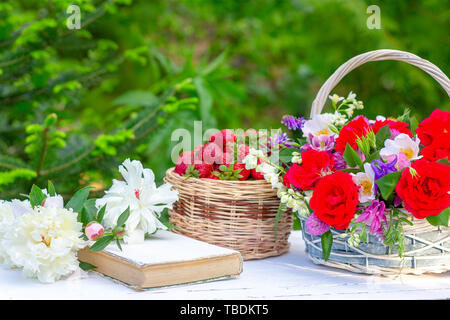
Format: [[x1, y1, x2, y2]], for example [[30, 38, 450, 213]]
[[0, 0, 449, 199]]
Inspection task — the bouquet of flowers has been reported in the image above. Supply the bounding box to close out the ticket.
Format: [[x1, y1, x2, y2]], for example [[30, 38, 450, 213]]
[[0, 159, 178, 283], [244, 92, 450, 261]]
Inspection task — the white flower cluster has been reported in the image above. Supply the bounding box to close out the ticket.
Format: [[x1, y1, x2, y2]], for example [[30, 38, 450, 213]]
[[328, 91, 364, 118], [0, 198, 85, 283], [256, 162, 282, 190], [243, 148, 265, 170], [278, 188, 309, 215]]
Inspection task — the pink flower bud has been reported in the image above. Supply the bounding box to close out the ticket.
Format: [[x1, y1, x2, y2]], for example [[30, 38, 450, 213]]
[[85, 222, 104, 241]]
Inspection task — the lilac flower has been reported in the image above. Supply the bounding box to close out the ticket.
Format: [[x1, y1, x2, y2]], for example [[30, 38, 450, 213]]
[[356, 200, 389, 237], [306, 212, 331, 236], [332, 152, 347, 170], [302, 133, 335, 154], [370, 156, 398, 180], [281, 115, 305, 131]]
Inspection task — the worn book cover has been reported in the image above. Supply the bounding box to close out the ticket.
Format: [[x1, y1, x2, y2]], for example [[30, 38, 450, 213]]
[[77, 230, 243, 290]]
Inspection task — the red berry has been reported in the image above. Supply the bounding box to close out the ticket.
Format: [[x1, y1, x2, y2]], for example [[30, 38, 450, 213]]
[[209, 129, 237, 151], [201, 142, 223, 164], [234, 163, 250, 181], [175, 151, 195, 175], [194, 162, 213, 178], [237, 144, 250, 162], [251, 168, 265, 180]]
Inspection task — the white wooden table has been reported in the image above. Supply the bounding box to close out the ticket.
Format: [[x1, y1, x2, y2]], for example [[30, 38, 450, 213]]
[[1, 231, 449, 300]]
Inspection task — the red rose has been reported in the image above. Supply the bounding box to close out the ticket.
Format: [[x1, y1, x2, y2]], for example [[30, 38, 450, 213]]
[[371, 119, 412, 138], [335, 115, 371, 153], [395, 160, 450, 219], [309, 171, 359, 229], [416, 109, 450, 146], [421, 135, 450, 161], [283, 150, 334, 190], [416, 109, 450, 161]]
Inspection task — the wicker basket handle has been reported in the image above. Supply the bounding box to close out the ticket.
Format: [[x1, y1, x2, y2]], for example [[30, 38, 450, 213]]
[[310, 49, 450, 117]]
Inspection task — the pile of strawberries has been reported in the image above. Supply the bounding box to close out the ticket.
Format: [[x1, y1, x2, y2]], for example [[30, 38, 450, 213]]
[[174, 129, 264, 181]]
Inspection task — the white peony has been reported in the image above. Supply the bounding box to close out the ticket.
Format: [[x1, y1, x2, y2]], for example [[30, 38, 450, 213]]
[[3, 206, 85, 283], [0, 199, 32, 268], [96, 159, 179, 244]]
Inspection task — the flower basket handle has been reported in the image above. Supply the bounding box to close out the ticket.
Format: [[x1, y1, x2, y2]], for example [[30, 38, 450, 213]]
[[310, 49, 450, 117]]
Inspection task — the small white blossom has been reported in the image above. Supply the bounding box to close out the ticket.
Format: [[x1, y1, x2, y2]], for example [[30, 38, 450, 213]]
[[329, 94, 344, 104]]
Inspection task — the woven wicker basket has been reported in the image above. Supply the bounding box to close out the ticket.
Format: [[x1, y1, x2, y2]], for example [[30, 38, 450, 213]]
[[164, 168, 293, 260], [301, 49, 450, 275]]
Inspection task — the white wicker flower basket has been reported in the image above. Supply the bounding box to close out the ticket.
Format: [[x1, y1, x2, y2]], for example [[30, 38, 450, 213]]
[[301, 49, 450, 275]]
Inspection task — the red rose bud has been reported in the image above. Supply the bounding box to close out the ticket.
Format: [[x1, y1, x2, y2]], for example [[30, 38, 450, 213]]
[[85, 221, 105, 241], [335, 115, 371, 153]]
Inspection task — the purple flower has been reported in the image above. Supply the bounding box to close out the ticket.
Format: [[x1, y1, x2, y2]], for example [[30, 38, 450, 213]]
[[356, 200, 389, 237], [302, 134, 335, 154], [306, 213, 331, 236], [370, 156, 397, 180], [269, 132, 294, 148], [281, 115, 305, 131], [332, 152, 347, 170]]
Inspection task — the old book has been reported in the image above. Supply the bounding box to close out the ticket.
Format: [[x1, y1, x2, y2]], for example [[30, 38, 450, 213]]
[[77, 230, 243, 290]]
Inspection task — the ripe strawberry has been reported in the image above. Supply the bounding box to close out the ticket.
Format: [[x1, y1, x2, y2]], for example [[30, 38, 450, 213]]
[[209, 129, 237, 151], [201, 142, 222, 164], [251, 158, 264, 180], [194, 162, 213, 178], [251, 168, 265, 180], [237, 144, 250, 162], [207, 172, 220, 180], [234, 163, 250, 181], [174, 151, 195, 175]]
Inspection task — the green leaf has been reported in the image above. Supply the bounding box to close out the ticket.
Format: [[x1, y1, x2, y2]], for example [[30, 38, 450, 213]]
[[29, 184, 46, 207], [79, 199, 97, 226], [112, 90, 158, 108], [376, 171, 402, 200], [200, 50, 228, 76], [65, 186, 94, 214], [78, 260, 97, 271], [116, 207, 130, 227], [364, 151, 380, 164], [47, 180, 56, 196], [426, 207, 450, 227], [321, 230, 333, 261], [96, 204, 106, 223], [116, 238, 123, 251], [437, 158, 450, 165], [193, 77, 216, 128], [375, 125, 391, 150], [88, 235, 115, 252], [343, 144, 363, 168]]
